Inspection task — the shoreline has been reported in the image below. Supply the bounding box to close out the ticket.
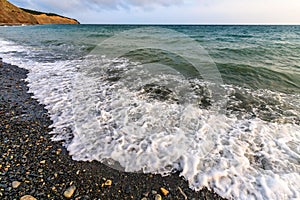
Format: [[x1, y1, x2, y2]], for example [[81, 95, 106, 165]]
[[0, 60, 225, 199]]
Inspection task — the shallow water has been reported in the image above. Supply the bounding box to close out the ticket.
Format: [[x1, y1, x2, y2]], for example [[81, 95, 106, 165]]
[[0, 25, 299, 199]]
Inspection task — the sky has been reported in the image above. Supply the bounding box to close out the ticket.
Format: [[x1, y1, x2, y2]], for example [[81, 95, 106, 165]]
[[10, 0, 300, 24]]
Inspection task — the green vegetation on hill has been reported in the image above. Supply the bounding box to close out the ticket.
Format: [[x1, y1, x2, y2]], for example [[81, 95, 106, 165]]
[[20, 8, 73, 20]]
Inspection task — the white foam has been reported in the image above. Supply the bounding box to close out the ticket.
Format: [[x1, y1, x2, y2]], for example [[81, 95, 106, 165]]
[[68, 56, 300, 199], [0, 38, 79, 140], [1, 38, 299, 200]]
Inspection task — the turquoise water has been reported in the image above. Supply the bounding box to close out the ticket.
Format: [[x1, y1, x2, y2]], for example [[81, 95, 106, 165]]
[[1, 25, 300, 92], [0, 25, 299, 199]]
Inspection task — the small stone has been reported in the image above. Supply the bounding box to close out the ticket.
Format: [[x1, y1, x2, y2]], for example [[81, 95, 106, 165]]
[[12, 181, 21, 189], [40, 160, 46, 164], [155, 194, 162, 200], [151, 190, 157, 195], [143, 191, 149, 197], [104, 179, 112, 186], [160, 187, 169, 196], [56, 149, 62, 155], [51, 187, 57, 192], [20, 195, 37, 200], [63, 185, 76, 199]]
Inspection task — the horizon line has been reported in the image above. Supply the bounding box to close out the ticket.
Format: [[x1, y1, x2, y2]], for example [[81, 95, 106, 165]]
[[77, 23, 300, 26]]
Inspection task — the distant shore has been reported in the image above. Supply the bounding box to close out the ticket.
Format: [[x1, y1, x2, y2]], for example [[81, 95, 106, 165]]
[[0, 23, 33, 26], [0, 60, 225, 199]]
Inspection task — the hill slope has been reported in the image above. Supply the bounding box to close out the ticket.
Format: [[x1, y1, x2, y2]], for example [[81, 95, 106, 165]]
[[0, 0, 79, 25]]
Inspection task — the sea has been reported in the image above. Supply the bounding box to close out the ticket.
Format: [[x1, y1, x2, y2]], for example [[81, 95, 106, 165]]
[[0, 25, 299, 200]]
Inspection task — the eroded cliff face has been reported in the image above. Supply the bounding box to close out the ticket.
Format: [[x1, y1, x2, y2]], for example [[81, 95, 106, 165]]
[[0, 0, 79, 25], [33, 14, 79, 25]]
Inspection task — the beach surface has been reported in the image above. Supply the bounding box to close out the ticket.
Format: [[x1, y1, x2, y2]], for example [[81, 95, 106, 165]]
[[0, 61, 224, 199]]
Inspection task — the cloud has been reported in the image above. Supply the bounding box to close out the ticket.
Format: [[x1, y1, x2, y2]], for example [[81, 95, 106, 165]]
[[85, 0, 184, 11], [12, 0, 184, 12]]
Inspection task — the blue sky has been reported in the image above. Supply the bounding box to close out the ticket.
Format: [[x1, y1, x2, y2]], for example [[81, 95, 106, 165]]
[[10, 0, 300, 24]]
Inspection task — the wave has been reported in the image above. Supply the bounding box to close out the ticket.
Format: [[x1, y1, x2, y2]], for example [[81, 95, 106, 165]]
[[217, 63, 300, 93], [1, 31, 299, 200]]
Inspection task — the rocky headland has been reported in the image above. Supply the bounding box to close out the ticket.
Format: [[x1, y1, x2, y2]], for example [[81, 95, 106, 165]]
[[0, 0, 79, 25]]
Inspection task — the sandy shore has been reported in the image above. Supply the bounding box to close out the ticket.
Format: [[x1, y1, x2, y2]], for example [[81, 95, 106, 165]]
[[0, 61, 225, 199]]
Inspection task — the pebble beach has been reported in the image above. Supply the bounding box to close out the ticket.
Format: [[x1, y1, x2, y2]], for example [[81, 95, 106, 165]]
[[0, 60, 224, 199]]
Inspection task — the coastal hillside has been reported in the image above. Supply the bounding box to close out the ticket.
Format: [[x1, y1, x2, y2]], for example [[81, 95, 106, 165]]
[[0, 0, 79, 25]]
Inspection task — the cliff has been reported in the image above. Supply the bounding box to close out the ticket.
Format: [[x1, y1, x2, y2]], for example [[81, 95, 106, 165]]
[[0, 0, 79, 25]]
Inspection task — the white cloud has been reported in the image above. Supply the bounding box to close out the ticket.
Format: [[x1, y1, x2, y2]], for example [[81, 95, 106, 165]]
[[12, 0, 184, 12]]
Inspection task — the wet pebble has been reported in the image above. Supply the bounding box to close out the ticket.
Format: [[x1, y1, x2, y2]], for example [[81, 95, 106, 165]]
[[39, 160, 46, 164], [155, 194, 162, 200], [152, 190, 157, 195], [12, 181, 21, 189], [104, 179, 112, 187], [160, 187, 169, 196], [63, 185, 76, 199], [143, 191, 149, 197], [20, 195, 37, 200]]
